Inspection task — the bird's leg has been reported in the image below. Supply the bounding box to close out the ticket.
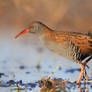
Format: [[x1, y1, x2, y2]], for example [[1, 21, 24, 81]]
[[85, 70, 88, 81], [77, 64, 85, 85], [83, 75, 86, 88], [77, 56, 91, 86], [83, 61, 89, 81], [82, 69, 89, 88], [82, 56, 92, 82]]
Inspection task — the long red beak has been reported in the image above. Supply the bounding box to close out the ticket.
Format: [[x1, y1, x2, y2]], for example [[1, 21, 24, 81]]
[[15, 29, 30, 39]]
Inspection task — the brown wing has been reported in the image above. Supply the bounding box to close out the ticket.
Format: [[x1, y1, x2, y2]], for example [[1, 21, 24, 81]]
[[67, 33, 92, 61], [45, 31, 69, 45], [69, 34, 92, 54], [51, 32, 92, 53], [45, 31, 92, 60]]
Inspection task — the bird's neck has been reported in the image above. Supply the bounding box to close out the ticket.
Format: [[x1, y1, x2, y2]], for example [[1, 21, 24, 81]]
[[37, 24, 54, 37]]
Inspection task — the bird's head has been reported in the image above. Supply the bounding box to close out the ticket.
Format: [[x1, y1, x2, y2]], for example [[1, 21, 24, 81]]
[[15, 21, 45, 38]]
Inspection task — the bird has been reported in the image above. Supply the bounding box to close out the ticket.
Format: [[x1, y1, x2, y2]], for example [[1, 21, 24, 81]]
[[15, 21, 92, 85]]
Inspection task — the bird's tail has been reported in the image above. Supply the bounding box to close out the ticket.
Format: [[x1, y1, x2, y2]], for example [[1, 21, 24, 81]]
[[83, 56, 92, 69], [86, 64, 89, 69]]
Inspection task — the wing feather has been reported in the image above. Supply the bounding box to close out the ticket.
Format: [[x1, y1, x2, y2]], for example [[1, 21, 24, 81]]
[[46, 31, 92, 55]]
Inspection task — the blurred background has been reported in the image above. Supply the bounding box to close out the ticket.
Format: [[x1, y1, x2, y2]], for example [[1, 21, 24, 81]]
[[1, 0, 92, 31], [0, 0, 92, 91]]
